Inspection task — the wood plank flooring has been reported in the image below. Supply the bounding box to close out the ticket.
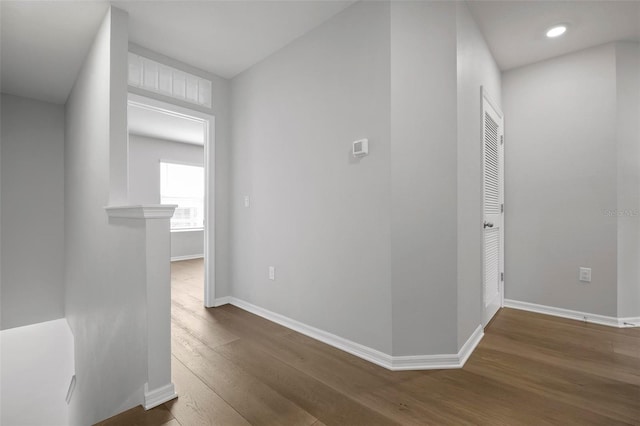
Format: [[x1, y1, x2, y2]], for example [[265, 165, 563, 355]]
[[97, 259, 640, 425]]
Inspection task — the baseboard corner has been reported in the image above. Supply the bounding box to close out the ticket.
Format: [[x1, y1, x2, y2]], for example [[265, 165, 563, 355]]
[[212, 296, 232, 307], [390, 323, 483, 371], [228, 297, 485, 372], [458, 324, 484, 367], [144, 383, 177, 410]]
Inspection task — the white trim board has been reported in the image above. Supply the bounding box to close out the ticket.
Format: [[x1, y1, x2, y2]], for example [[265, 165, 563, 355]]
[[213, 296, 232, 307], [504, 299, 640, 328], [128, 93, 217, 309], [105, 204, 177, 219], [171, 254, 204, 262], [214, 297, 484, 371], [144, 383, 177, 410]]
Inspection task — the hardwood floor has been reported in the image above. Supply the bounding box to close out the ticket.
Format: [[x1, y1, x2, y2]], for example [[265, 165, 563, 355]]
[[98, 259, 640, 425]]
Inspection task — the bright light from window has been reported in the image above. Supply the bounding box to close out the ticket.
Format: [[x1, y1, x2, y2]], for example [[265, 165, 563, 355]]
[[160, 162, 204, 230], [546, 25, 567, 38]]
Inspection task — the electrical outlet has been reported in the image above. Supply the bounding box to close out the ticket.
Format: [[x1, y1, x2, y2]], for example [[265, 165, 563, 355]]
[[579, 267, 591, 283], [269, 266, 275, 280]]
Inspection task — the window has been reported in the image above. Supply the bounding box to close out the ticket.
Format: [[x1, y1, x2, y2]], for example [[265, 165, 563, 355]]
[[160, 162, 204, 231]]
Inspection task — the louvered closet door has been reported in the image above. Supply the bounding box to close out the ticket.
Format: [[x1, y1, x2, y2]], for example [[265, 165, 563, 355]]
[[482, 89, 504, 326]]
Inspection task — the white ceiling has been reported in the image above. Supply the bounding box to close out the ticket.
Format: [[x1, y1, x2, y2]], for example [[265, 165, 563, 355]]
[[1, 1, 638, 105], [0, 0, 354, 104], [0, 1, 109, 104], [128, 102, 205, 145], [115, 0, 355, 80], [467, 0, 640, 71]]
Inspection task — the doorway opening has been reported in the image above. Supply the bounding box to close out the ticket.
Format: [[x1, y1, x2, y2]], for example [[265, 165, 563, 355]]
[[127, 93, 215, 307]]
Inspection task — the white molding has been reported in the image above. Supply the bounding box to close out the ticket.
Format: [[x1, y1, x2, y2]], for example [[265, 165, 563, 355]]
[[171, 254, 204, 262], [229, 297, 393, 369], [504, 299, 639, 328], [227, 298, 484, 371], [618, 317, 640, 327], [213, 296, 231, 307], [171, 228, 204, 233], [143, 383, 177, 410], [105, 204, 177, 219], [128, 52, 212, 108], [459, 325, 485, 365], [127, 93, 216, 309], [391, 325, 484, 370]]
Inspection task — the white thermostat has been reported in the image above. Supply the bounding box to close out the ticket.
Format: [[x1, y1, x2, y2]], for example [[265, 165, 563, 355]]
[[352, 139, 369, 157]]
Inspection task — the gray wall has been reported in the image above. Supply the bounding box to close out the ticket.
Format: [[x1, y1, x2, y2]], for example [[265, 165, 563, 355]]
[[65, 8, 148, 424], [455, 3, 502, 348], [615, 42, 640, 318], [128, 44, 232, 298], [231, 1, 393, 353], [503, 44, 619, 316], [0, 94, 65, 330], [389, 1, 459, 356], [230, 1, 502, 356], [128, 134, 204, 260]]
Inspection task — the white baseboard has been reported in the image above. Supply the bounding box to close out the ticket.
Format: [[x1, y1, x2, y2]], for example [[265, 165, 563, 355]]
[[212, 296, 231, 307], [391, 325, 484, 370], [144, 383, 177, 410], [503, 299, 639, 328], [226, 297, 484, 371], [171, 254, 204, 262], [618, 317, 640, 327]]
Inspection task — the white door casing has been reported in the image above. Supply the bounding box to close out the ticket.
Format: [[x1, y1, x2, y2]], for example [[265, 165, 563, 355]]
[[481, 87, 504, 326], [127, 93, 216, 307]]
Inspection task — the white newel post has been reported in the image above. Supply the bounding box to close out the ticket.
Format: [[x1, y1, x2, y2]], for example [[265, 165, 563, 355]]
[[105, 205, 178, 409]]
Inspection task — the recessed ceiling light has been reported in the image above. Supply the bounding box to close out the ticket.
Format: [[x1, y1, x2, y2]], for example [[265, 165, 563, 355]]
[[546, 25, 567, 38]]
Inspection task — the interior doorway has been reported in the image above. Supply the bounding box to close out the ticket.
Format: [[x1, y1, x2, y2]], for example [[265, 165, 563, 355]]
[[127, 93, 215, 307], [481, 87, 505, 326]]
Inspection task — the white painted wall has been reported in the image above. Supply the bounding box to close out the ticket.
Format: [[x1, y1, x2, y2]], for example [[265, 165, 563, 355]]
[[389, 1, 459, 356], [503, 44, 619, 316], [128, 134, 204, 260], [170, 230, 204, 260], [1, 319, 74, 426], [615, 42, 640, 318], [0, 94, 65, 330], [65, 8, 149, 424], [231, 1, 393, 353], [455, 3, 502, 348], [0, 318, 74, 426], [128, 44, 232, 297]]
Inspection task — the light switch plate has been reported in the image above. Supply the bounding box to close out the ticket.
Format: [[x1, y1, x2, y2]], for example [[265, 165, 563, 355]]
[[579, 267, 591, 283]]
